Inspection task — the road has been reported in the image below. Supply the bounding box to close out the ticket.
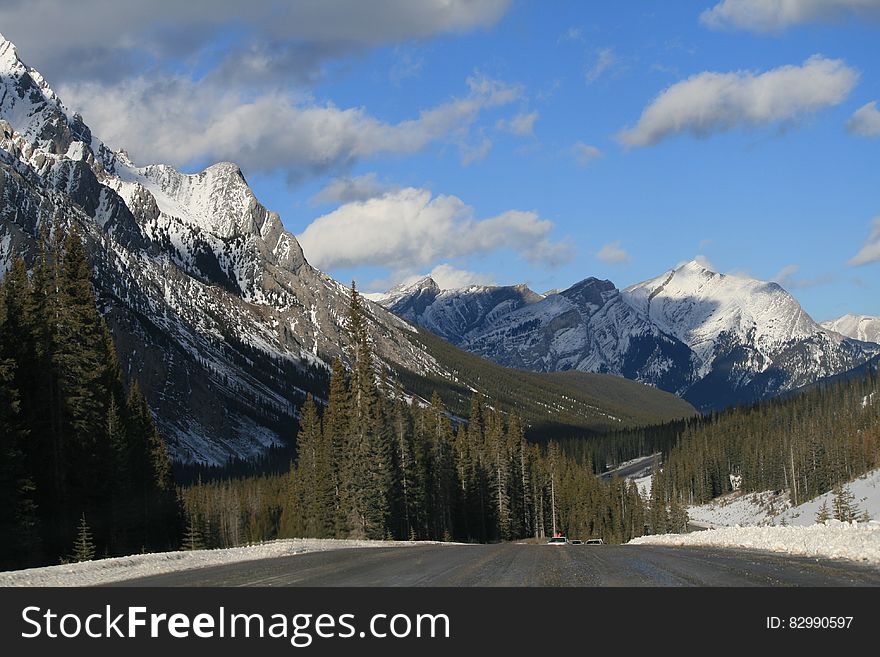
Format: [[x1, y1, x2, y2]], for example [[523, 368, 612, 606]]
[[599, 454, 658, 481], [107, 543, 880, 586]]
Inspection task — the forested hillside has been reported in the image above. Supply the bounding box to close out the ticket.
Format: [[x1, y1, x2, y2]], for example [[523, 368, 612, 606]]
[[179, 290, 689, 547], [660, 369, 880, 507], [0, 225, 178, 569]]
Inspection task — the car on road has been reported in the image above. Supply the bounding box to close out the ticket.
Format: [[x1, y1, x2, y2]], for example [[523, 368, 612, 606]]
[[546, 536, 568, 545], [570, 539, 583, 545], [585, 538, 604, 545]]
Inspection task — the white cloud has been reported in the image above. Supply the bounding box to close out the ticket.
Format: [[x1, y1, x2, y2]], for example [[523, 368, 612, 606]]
[[772, 264, 800, 285], [573, 142, 603, 166], [389, 51, 425, 85], [297, 187, 572, 272], [694, 255, 716, 270], [701, 0, 880, 33], [0, 0, 511, 83], [847, 101, 880, 138], [596, 241, 630, 264], [849, 217, 880, 266], [460, 134, 493, 165], [428, 264, 497, 289], [60, 73, 520, 182], [617, 56, 858, 147], [311, 173, 391, 205], [586, 48, 616, 84], [497, 111, 539, 136], [772, 264, 833, 289]]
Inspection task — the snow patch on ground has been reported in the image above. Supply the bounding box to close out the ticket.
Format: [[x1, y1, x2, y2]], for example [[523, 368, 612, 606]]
[[0, 539, 453, 587], [687, 468, 880, 528], [629, 520, 880, 565]]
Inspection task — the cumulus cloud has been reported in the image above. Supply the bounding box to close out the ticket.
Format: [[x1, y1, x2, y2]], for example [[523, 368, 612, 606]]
[[573, 142, 603, 166], [0, 0, 511, 83], [847, 101, 880, 138], [700, 0, 880, 33], [427, 264, 498, 289], [311, 173, 391, 205], [497, 111, 539, 136], [617, 56, 858, 147], [596, 241, 630, 264], [60, 73, 520, 182], [297, 187, 572, 272], [586, 48, 616, 84], [675, 255, 718, 271], [849, 217, 880, 266], [772, 264, 832, 289]]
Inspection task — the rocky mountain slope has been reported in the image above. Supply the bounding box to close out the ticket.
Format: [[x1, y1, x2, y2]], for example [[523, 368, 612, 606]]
[[821, 314, 880, 345], [0, 34, 693, 463], [380, 261, 878, 410]]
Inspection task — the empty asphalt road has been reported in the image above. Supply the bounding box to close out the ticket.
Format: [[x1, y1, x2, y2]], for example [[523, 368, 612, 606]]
[[107, 543, 880, 587]]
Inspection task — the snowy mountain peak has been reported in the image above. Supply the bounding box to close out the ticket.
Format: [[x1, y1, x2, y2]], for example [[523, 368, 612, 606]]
[[0, 32, 23, 71], [821, 314, 880, 345], [401, 275, 441, 294]]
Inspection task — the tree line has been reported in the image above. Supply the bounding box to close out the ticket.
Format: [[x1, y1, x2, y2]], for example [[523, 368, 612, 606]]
[[656, 368, 880, 508], [0, 224, 179, 569], [179, 287, 683, 547]]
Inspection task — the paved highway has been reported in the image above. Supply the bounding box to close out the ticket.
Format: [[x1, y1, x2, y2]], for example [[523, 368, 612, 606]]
[[107, 543, 880, 586]]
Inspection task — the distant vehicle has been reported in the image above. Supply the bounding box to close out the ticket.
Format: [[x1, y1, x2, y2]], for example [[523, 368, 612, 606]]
[[546, 536, 568, 545], [585, 538, 604, 545], [570, 539, 583, 545]]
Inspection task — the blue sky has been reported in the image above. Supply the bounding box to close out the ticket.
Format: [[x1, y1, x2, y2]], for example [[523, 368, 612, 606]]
[[2, 0, 879, 320]]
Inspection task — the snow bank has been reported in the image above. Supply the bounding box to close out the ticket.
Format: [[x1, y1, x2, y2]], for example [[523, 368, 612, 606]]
[[629, 520, 880, 564], [687, 467, 880, 528], [0, 538, 450, 587]]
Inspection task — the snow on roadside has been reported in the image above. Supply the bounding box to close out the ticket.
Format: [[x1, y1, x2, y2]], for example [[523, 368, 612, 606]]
[[634, 473, 652, 498], [687, 490, 787, 528], [687, 468, 880, 528], [629, 520, 880, 565], [0, 538, 452, 587]]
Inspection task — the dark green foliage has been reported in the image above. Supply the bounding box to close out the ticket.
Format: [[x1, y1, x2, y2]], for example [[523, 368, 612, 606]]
[[816, 500, 830, 523], [660, 368, 880, 508], [181, 336, 652, 547], [831, 484, 858, 522], [0, 223, 181, 570], [397, 326, 696, 439]]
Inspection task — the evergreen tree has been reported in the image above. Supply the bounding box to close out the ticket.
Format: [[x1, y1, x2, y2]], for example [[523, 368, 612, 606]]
[[832, 483, 857, 522], [70, 513, 96, 562], [815, 499, 830, 523], [181, 512, 205, 551]]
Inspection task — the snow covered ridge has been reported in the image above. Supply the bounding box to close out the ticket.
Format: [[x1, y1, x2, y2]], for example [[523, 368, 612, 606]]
[[1, 32, 456, 463], [821, 314, 880, 345], [378, 261, 879, 411], [628, 520, 880, 565], [0, 539, 453, 587]]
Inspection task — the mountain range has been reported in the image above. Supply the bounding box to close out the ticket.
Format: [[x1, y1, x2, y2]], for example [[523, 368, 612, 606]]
[[375, 262, 880, 411], [0, 33, 694, 464]]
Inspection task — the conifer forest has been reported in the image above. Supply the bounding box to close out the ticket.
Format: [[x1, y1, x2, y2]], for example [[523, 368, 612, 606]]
[[1, 228, 879, 570]]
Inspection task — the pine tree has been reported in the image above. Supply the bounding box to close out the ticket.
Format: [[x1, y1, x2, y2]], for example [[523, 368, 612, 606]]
[[832, 483, 857, 522], [70, 513, 96, 562], [181, 513, 205, 551], [815, 499, 830, 523], [668, 493, 688, 534]]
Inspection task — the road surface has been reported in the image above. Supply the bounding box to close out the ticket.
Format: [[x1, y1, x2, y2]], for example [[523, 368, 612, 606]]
[[107, 543, 880, 586], [599, 454, 657, 481]]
